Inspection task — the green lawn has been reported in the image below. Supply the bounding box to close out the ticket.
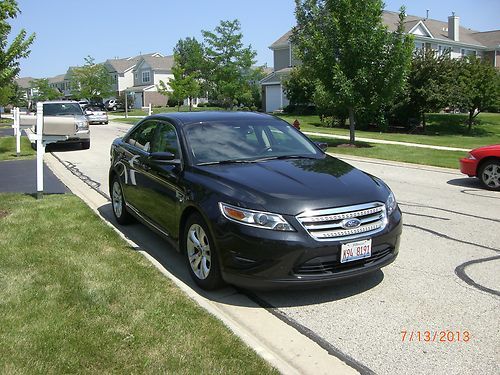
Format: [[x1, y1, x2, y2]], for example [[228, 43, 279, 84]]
[[0, 118, 12, 125], [0, 136, 35, 161], [114, 106, 224, 117], [0, 193, 277, 374], [280, 112, 500, 150]]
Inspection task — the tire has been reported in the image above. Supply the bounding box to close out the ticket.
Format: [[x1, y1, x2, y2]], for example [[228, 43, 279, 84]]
[[31, 142, 37, 150], [111, 175, 133, 225], [112, 106, 117, 111], [478, 160, 500, 191], [104, 121, 108, 125], [81, 141, 90, 150], [183, 213, 224, 290]]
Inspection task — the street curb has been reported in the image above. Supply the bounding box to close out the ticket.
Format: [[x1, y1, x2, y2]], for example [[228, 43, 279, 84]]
[[304, 131, 470, 152], [44, 152, 359, 375], [328, 152, 463, 176]]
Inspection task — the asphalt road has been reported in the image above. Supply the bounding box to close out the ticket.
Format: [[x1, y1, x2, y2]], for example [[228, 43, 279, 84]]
[[51, 122, 499, 375]]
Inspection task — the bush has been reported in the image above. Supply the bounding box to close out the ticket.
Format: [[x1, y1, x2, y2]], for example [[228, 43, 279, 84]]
[[283, 104, 316, 115]]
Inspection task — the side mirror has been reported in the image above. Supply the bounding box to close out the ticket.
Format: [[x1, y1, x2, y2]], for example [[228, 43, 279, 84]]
[[149, 151, 176, 161], [316, 142, 328, 152]]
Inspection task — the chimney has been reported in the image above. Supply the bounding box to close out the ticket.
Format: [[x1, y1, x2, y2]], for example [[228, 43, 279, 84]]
[[448, 13, 459, 41]]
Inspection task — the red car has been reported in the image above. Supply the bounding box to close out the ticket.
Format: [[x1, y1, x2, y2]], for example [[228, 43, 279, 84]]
[[460, 145, 500, 191]]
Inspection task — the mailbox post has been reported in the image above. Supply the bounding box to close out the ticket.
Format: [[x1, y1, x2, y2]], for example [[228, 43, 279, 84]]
[[36, 102, 45, 199]]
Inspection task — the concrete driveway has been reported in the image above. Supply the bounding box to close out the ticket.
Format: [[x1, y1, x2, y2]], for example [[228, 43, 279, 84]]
[[49, 121, 499, 375]]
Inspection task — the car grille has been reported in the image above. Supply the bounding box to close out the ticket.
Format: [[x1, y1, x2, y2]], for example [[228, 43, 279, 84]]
[[296, 202, 387, 241], [293, 247, 393, 276]]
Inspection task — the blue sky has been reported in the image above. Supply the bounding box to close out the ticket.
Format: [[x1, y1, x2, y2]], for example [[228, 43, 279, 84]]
[[9, 0, 500, 78]]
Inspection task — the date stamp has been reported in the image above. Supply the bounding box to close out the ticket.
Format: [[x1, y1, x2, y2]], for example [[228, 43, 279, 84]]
[[401, 330, 470, 343]]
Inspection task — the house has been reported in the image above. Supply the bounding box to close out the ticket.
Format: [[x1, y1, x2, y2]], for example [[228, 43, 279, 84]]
[[261, 11, 500, 113], [104, 52, 163, 98], [126, 54, 174, 108], [14, 76, 38, 105]]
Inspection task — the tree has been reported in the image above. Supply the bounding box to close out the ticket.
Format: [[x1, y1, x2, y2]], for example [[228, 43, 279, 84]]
[[293, 0, 413, 143], [30, 78, 60, 101], [283, 66, 316, 110], [70, 56, 113, 101], [0, 84, 12, 118], [0, 0, 35, 88], [406, 48, 454, 130], [162, 37, 205, 111], [9, 81, 27, 107], [202, 20, 257, 109], [454, 56, 500, 131]]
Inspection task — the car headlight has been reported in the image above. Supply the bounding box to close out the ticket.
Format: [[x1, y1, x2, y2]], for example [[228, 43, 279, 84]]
[[76, 120, 89, 129], [466, 153, 476, 160], [386, 191, 397, 216], [219, 202, 294, 231]]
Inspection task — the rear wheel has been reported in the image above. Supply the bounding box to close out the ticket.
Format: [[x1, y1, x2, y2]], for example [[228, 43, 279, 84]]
[[111, 176, 133, 224], [183, 213, 224, 290], [479, 160, 500, 191], [81, 141, 90, 150]]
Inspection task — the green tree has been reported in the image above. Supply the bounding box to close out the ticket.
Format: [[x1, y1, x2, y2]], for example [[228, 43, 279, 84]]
[[9, 81, 27, 107], [0, 84, 12, 118], [70, 56, 113, 101], [406, 48, 454, 130], [30, 78, 60, 101], [283, 66, 316, 109], [0, 0, 35, 88], [164, 37, 205, 111], [202, 20, 257, 109], [293, 0, 413, 143], [453, 56, 500, 131]]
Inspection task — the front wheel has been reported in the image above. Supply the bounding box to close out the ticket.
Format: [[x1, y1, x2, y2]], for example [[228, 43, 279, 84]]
[[111, 176, 133, 224], [81, 141, 90, 150], [183, 213, 224, 290], [479, 161, 500, 191]]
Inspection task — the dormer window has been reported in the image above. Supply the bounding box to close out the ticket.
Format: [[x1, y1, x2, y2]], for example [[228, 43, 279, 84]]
[[142, 71, 150, 83]]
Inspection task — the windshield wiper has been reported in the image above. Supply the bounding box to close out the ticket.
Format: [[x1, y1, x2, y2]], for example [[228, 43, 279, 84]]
[[197, 159, 255, 166], [253, 155, 318, 162]]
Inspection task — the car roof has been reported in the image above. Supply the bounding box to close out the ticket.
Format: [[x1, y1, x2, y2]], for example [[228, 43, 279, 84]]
[[41, 100, 79, 104], [150, 111, 277, 126]]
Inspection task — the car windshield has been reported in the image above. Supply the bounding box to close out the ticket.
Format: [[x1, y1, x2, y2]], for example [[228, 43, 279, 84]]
[[43, 103, 83, 116], [184, 119, 322, 165]]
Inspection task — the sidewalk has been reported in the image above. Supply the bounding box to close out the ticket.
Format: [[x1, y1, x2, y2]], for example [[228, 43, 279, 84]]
[[303, 131, 470, 152]]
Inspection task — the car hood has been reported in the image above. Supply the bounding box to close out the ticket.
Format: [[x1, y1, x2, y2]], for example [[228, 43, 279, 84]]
[[192, 156, 389, 215], [471, 144, 500, 155]]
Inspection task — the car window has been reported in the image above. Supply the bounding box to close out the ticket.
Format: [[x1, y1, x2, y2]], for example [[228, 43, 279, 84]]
[[184, 119, 320, 164], [127, 121, 156, 153], [43, 103, 83, 116], [151, 122, 180, 158]]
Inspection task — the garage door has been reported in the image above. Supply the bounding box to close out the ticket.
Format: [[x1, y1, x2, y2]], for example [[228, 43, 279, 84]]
[[265, 85, 282, 113]]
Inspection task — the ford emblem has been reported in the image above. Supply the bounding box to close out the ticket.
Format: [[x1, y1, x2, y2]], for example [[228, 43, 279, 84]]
[[341, 218, 361, 229]]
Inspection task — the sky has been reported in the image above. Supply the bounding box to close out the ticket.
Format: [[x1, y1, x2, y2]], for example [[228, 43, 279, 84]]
[[9, 0, 500, 79]]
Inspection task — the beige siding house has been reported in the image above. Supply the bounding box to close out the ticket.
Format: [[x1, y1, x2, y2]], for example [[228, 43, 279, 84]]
[[261, 10, 500, 113], [127, 54, 174, 108]]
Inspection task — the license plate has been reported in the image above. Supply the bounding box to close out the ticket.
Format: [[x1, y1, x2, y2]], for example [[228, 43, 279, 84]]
[[340, 239, 372, 263]]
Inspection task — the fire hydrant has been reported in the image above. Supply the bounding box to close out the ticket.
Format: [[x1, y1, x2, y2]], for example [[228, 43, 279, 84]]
[[292, 119, 301, 130]]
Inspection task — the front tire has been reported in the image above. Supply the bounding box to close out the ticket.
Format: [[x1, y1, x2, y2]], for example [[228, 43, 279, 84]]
[[111, 176, 133, 224], [183, 213, 224, 290], [81, 141, 90, 150], [479, 161, 500, 191]]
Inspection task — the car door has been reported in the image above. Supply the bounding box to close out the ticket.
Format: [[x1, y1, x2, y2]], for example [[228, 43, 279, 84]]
[[137, 120, 184, 236], [120, 120, 157, 214]]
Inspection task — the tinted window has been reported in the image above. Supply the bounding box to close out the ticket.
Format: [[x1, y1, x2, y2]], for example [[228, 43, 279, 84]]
[[151, 122, 180, 158], [127, 121, 156, 152], [43, 103, 83, 116], [184, 119, 320, 164]]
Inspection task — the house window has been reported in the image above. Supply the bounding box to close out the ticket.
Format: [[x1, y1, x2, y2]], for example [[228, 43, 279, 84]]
[[461, 48, 466, 57], [437, 45, 443, 56], [142, 71, 150, 83], [134, 72, 138, 80], [113, 74, 117, 83]]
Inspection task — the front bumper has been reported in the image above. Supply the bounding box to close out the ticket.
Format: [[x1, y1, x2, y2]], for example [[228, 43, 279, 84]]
[[87, 115, 108, 124], [460, 158, 477, 177], [213, 209, 403, 290]]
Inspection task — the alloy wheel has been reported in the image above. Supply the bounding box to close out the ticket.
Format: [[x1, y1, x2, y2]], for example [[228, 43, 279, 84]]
[[186, 224, 211, 280], [112, 181, 123, 218], [481, 164, 500, 189]]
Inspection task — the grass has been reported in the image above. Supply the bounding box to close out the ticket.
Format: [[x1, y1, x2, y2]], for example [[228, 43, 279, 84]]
[[0, 136, 35, 161], [0, 118, 12, 125], [309, 135, 467, 169], [0, 193, 277, 374], [114, 106, 225, 117], [280, 112, 500, 150]]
